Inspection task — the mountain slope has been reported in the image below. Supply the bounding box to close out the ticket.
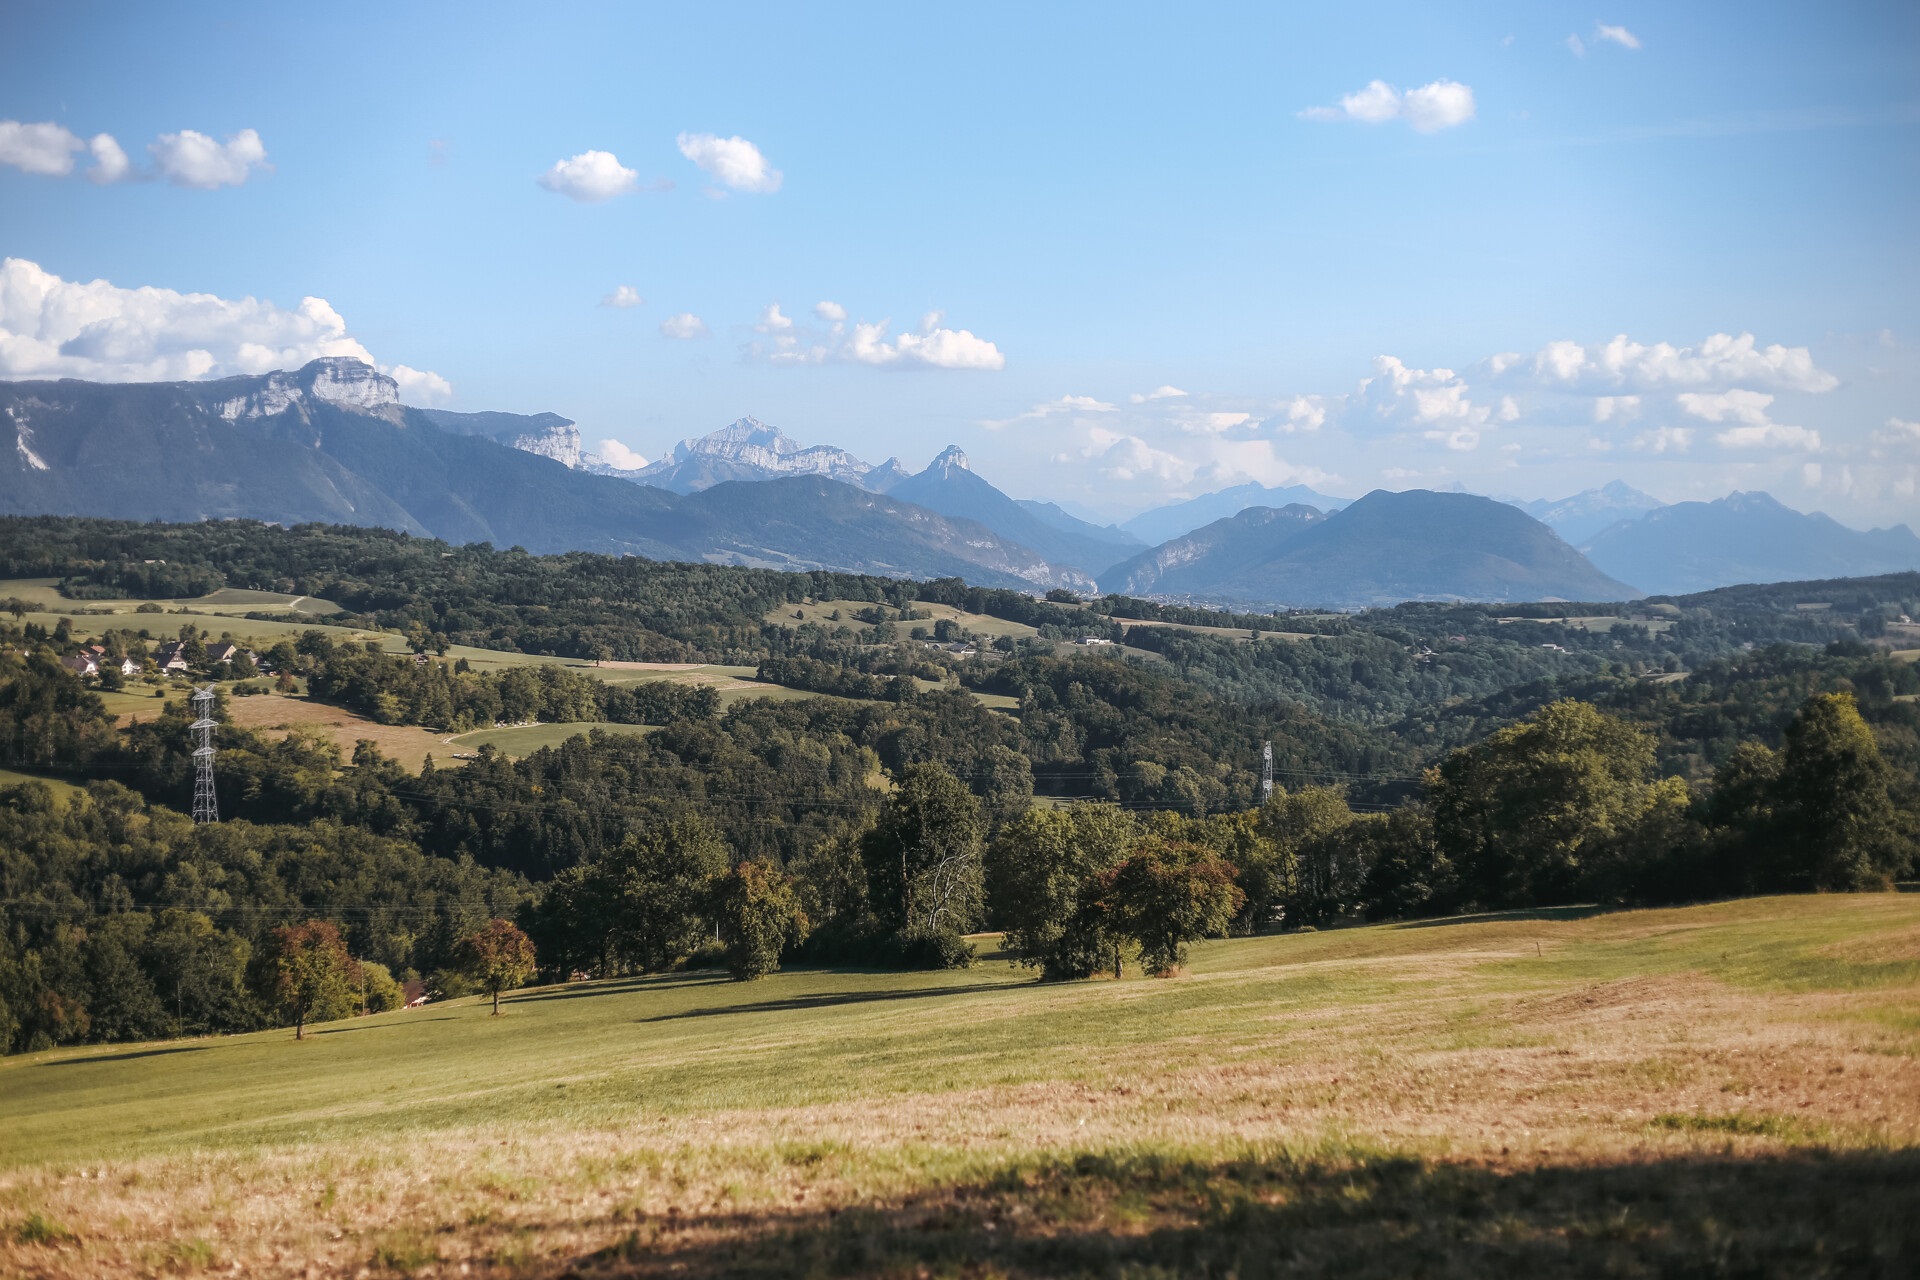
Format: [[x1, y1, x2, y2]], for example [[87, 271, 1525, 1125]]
[[1121, 481, 1351, 545], [1582, 491, 1920, 595], [1104, 505, 1327, 596], [1114, 490, 1637, 607], [886, 446, 1135, 577], [1510, 480, 1666, 544], [0, 362, 1093, 590]]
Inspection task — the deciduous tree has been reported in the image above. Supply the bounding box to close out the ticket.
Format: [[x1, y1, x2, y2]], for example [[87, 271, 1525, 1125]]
[[711, 861, 809, 981], [459, 918, 537, 1015], [267, 920, 356, 1040]]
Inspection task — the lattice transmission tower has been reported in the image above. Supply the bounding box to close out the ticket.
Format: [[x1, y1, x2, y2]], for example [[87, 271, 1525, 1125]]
[[190, 684, 219, 824], [1261, 740, 1274, 803]]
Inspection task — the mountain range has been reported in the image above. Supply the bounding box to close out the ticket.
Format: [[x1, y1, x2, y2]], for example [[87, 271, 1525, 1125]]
[[3, 358, 1913, 606]]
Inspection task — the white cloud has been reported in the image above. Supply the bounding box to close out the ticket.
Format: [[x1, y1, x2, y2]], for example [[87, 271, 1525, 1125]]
[[749, 307, 1006, 370], [676, 132, 781, 194], [1595, 24, 1642, 50], [1300, 79, 1475, 132], [1714, 423, 1822, 450], [3, 120, 266, 186], [1358, 355, 1498, 436], [1496, 332, 1838, 394], [1280, 395, 1326, 431], [385, 364, 453, 405], [0, 120, 84, 176], [1566, 34, 1587, 56], [982, 394, 1116, 430], [659, 312, 709, 339], [846, 319, 1005, 370], [596, 438, 650, 470], [1129, 385, 1188, 403], [538, 150, 639, 202], [814, 300, 846, 322], [1676, 388, 1776, 426], [0, 257, 448, 393], [601, 285, 644, 309], [1631, 426, 1692, 453], [150, 128, 268, 189], [1873, 418, 1920, 452], [87, 133, 128, 184], [1592, 394, 1641, 422]]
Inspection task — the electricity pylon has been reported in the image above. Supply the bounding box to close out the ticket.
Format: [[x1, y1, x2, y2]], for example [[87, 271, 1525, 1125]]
[[190, 684, 219, 824]]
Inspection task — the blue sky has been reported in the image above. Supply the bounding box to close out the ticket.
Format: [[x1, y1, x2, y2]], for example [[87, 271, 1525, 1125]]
[[3, 1, 1917, 525]]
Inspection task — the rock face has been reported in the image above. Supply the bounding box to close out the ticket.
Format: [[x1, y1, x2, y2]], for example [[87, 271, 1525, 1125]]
[[216, 357, 405, 426], [416, 408, 582, 468], [631, 417, 876, 492], [1581, 491, 1920, 595]]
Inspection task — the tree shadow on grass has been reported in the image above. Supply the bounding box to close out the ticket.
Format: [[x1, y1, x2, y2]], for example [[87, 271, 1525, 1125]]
[[508, 973, 732, 1005], [638, 982, 1016, 1023], [45, 1045, 210, 1067], [312, 1016, 457, 1035], [1390, 904, 1616, 930], [562, 1147, 1920, 1278]]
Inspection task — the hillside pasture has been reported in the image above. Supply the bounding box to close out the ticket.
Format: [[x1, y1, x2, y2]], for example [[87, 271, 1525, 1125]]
[[223, 692, 450, 772], [2, 895, 1915, 1276], [448, 721, 661, 757], [0, 576, 341, 618], [766, 599, 1042, 641]]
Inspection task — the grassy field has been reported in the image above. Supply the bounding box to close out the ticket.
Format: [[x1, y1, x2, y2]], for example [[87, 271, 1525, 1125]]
[[0, 577, 344, 618], [448, 721, 661, 756], [224, 693, 451, 771], [3, 895, 1916, 1276]]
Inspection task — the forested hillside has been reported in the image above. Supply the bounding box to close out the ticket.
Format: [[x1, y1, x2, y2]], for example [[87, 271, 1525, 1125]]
[[1, 517, 1915, 1055]]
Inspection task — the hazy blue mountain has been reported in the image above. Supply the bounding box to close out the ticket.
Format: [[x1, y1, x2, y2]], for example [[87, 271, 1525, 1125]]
[[1510, 480, 1667, 544], [1103, 505, 1327, 596], [886, 446, 1135, 576], [1121, 481, 1352, 545], [0, 361, 1094, 591], [1114, 490, 1637, 608], [1015, 498, 1140, 549], [1581, 491, 1920, 595]]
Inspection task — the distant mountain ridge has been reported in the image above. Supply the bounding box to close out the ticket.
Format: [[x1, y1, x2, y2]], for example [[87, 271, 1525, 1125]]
[[1509, 480, 1667, 545], [0, 361, 1094, 592], [886, 445, 1138, 575], [1120, 481, 1353, 546], [1581, 491, 1920, 596], [1109, 490, 1637, 608], [631, 417, 887, 493]]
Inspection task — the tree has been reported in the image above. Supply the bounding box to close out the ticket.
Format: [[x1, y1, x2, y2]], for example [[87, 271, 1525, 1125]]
[[711, 861, 810, 980], [267, 920, 356, 1040], [1256, 786, 1359, 927], [1106, 840, 1244, 977], [988, 803, 1137, 979], [601, 819, 730, 972], [1771, 692, 1910, 890], [1428, 700, 1655, 910], [861, 762, 984, 966], [459, 919, 537, 1015]]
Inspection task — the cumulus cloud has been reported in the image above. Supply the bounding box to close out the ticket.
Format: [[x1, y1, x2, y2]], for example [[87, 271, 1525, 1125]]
[[659, 312, 709, 339], [386, 365, 454, 405], [150, 129, 268, 189], [1595, 24, 1642, 50], [1873, 418, 1920, 452], [1129, 385, 1188, 403], [676, 132, 781, 193], [748, 306, 1005, 371], [1489, 332, 1838, 394], [0, 120, 86, 176], [2, 120, 264, 186], [1300, 79, 1475, 132], [1279, 395, 1326, 432], [1357, 356, 1505, 444], [1676, 389, 1821, 450], [0, 257, 448, 395], [1592, 395, 1641, 422], [601, 286, 644, 309], [596, 439, 650, 470], [538, 150, 640, 202], [87, 133, 129, 183]]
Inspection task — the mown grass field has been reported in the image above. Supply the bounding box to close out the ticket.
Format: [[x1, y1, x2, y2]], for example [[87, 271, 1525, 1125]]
[[3, 895, 1917, 1276]]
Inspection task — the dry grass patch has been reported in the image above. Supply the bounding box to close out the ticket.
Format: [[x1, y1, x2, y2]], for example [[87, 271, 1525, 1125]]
[[223, 693, 449, 771]]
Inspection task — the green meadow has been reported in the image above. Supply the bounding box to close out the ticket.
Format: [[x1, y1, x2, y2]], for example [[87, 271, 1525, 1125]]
[[4, 895, 1917, 1276]]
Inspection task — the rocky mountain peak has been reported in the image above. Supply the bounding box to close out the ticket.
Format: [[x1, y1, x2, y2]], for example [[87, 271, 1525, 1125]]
[[216, 358, 403, 425], [927, 444, 971, 475]]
